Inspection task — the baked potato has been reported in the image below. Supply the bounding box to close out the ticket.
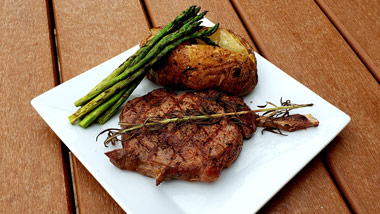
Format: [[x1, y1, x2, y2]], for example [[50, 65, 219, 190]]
[[142, 27, 258, 96]]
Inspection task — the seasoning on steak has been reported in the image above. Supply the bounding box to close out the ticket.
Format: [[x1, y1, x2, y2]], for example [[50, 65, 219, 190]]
[[105, 88, 256, 185]]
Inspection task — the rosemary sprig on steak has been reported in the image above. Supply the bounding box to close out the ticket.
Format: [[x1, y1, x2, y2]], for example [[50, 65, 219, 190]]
[[68, 6, 219, 128], [99, 102, 314, 146]]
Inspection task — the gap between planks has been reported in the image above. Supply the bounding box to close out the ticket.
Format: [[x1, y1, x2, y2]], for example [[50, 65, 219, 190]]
[[140, 0, 154, 29], [320, 149, 354, 213], [46, 0, 78, 212], [228, 0, 271, 60], [314, 0, 380, 83]]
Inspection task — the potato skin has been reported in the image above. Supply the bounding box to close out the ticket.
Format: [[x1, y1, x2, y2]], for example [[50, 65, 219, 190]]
[[144, 28, 258, 96]]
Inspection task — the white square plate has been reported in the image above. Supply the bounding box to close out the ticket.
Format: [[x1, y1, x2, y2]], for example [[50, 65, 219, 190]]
[[31, 19, 350, 214]]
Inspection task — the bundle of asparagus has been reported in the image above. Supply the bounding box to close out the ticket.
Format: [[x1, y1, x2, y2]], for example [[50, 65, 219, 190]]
[[68, 6, 219, 128]]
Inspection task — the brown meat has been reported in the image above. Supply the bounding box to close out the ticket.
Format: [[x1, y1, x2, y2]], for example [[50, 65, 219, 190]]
[[105, 88, 256, 185], [256, 114, 319, 132]]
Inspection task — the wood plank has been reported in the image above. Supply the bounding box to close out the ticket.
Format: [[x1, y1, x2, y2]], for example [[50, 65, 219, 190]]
[[0, 0, 72, 213], [259, 157, 349, 213], [72, 157, 124, 213], [145, 0, 349, 213], [316, 0, 380, 81], [232, 0, 380, 213], [53, 0, 150, 81], [52, 0, 150, 212]]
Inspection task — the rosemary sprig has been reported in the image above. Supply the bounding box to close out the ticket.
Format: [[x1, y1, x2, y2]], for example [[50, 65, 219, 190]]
[[98, 102, 313, 146]]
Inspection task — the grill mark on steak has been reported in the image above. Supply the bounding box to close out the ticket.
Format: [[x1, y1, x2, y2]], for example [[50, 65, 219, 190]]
[[203, 124, 222, 147], [106, 88, 256, 185], [187, 92, 225, 152], [169, 92, 187, 115]]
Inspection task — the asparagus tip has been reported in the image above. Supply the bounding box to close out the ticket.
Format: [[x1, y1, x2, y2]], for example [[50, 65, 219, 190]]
[[199, 10, 208, 16], [193, 6, 201, 13], [204, 23, 219, 36]]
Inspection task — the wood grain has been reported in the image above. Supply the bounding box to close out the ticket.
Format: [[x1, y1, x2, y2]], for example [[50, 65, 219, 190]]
[[232, 0, 380, 213], [72, 157, 124, 213], [0, 0, 71, 213], [259, 157, 350, 213], [53, 0, 150, 81], [52, 0, 150, 213], [145, 0, 349, 213], [316, 0, 380, 81]]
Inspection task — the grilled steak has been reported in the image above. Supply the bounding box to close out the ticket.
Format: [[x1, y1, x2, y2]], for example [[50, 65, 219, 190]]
[[105, 88, 256, 185]]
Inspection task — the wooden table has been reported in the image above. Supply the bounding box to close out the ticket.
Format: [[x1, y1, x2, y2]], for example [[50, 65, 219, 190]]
[[2, 0, 380, 213]]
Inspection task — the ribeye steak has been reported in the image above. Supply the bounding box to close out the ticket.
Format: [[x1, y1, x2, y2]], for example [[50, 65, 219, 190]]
[[106, 88, 256, 185]]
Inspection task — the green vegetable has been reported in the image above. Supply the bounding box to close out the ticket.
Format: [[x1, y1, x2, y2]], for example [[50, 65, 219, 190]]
[[97, 77, 142, 124], [68, 6, 220, 127], [78, 87, 128, 128], [74, 6, 201, 107]]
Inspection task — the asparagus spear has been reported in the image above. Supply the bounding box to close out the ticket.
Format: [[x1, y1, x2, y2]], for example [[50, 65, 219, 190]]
[[199, 36, 219, 46], [129, 9, 206, 69], [78, 87, 129, 128], [74, 6, 200, 107], [69, 24, 220, 125], [69, 68, 145, 125], [74, 11, 208, 107], [97, 77, 143, 124], [95, 24, 217, 125]]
